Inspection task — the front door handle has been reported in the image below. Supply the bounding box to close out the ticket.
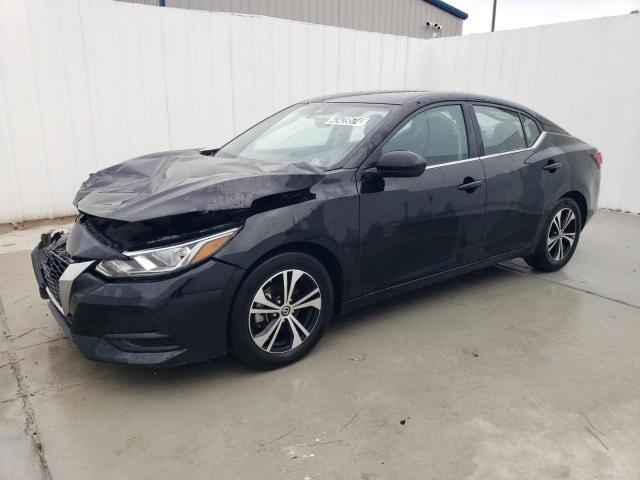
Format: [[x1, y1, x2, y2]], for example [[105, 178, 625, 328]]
[[457, 178, 483, 192], [543, 161, 562, 172]]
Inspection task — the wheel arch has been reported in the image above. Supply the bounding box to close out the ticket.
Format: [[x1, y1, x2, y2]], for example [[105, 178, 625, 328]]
[[561, 190, 588, 228], [231, 241, 345, 317]]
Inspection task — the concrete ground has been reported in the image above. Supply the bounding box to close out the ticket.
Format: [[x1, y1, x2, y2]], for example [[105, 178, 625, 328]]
[[1, 210, 639, 480]]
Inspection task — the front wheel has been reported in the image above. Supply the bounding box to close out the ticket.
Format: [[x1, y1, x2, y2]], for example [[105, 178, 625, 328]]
[[524, 197, 582, 272], [229, 252, 334, 369]]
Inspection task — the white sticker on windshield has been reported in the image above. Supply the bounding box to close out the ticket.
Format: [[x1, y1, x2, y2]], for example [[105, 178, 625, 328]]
[[324, 115, 370, 127]]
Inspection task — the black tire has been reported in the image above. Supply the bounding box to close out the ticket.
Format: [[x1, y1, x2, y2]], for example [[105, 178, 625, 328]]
[[229, 252, 334, 369], [524, 197, 582, 272]]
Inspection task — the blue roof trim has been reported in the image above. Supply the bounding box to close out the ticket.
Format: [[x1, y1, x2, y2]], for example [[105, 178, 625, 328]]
[[424, 0, 468, 20]]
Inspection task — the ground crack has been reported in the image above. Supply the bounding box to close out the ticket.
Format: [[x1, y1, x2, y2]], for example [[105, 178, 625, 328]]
[[0, 292, 52, 480], [497, 264, 640, 310]]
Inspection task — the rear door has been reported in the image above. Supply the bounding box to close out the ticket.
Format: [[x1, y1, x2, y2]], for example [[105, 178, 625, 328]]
[[472, 104, 564, 257], [358, 103, 486, 294]]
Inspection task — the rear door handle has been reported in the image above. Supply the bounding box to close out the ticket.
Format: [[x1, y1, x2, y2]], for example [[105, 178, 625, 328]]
[[457, 179, 483, 192], [543, 161, 562, 172]]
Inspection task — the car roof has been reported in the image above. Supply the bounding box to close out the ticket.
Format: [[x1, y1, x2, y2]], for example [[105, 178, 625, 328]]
[[305, 90, 567, 134], [309, 90, 430, 105], [309, 90, 522, 108]]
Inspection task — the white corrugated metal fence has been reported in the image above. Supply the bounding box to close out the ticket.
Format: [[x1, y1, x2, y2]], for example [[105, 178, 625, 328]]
[[0, 0, 638, 222], [413, 15, 640, 215]]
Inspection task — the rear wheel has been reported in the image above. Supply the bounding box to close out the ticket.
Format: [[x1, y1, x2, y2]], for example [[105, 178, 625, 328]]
[[524, 197, 582, 272], [229, 252, 333, 369]]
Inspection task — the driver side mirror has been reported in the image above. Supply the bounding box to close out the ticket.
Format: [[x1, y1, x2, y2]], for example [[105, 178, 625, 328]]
[[376, 151, 427, 178]]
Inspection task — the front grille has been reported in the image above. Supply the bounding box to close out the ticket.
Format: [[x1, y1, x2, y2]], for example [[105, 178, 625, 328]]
[[41, 245, 72, 304]]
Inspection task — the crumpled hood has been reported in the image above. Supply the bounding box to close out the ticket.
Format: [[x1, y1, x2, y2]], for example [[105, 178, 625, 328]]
[[73, 149, 325, 222]]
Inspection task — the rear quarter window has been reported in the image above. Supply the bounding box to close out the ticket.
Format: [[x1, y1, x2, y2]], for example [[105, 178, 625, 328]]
[[520, 114, 541, 147]]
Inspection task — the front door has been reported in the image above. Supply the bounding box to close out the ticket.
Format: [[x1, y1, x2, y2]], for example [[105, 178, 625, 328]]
[[358, 104, 486, 294]]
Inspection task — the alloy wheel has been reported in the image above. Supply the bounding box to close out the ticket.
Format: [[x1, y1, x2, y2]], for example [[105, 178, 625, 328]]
[[547, 207, 577, 261], [248, 269, 322, 353]]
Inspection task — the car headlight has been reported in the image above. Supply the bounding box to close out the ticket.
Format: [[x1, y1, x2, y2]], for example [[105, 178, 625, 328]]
[[95, 228, 239, 278]]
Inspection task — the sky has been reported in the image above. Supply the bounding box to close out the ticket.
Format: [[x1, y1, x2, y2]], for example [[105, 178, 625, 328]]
[[451, 0, 640, 34]]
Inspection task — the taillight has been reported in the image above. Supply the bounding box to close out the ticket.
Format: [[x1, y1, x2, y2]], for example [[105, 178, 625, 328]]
[[592, 151, 603, 168]]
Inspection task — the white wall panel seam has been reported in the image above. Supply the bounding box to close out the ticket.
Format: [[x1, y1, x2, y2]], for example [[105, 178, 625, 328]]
[[75, 0, 100, 173], [159, 8, 174, 145], [0, 54, 23, 223], [23, 1, 55, 219], [53, 1, 82, 206]]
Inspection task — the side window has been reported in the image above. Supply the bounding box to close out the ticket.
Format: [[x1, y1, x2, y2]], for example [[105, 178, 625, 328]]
[[383, 112, 429, 157], [382, 105, 468, 165], [521, 114, 541, 147], [473, 105, 526, 155]]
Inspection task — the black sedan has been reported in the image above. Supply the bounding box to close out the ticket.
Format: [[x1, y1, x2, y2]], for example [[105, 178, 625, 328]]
[[32, 91, 601, 368]]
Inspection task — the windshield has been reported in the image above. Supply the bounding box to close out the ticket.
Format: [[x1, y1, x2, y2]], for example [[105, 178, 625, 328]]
[[215, 103, 393, 169]]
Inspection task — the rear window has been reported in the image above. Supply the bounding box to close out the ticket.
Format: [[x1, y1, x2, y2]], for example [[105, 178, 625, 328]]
[[473, 105, 526, 156]]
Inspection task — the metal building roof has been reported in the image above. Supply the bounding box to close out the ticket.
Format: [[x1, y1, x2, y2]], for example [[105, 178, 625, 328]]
[[425, 0, 469, 20]]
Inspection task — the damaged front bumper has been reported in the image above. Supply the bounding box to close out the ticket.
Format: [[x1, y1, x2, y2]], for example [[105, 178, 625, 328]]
[[31, 232, 244, 367]]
